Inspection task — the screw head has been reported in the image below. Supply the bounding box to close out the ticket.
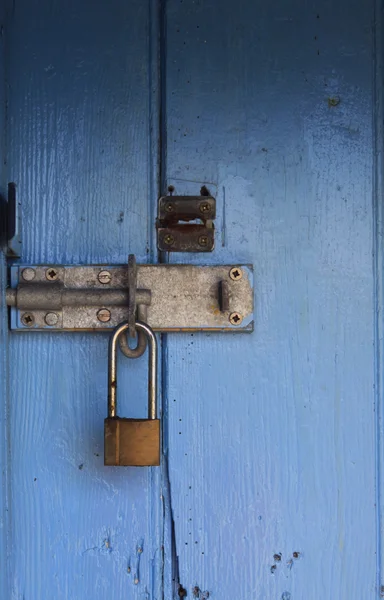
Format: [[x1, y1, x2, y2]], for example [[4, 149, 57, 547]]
[[22, 267, 36, 281], [198, 235, 209, 247], [229, 267, 243, 281], [165, 202, 175, 213], [98, 270, 112, 284], [163, 233, 175, 246], [97, 308, 111, 323], [21, 312, 35, 327], [44, 312, 59, 326], [229, 312, 243, 326], [46, 268, 59, 281], [199, 201, 212, 214]]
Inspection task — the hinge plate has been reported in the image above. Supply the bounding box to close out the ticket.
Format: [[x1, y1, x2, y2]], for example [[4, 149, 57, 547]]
[[8, 264, 254, 332]]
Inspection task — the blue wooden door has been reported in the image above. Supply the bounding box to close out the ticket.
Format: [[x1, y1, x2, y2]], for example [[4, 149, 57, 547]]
[[0, 0, 380, 598]]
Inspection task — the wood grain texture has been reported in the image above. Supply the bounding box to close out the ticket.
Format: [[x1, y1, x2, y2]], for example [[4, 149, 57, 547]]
[[164, 1, 377, 598], [373, 0, 384, 593], [0, 2, 11, 595], [3, 1, 162, 598], [0, 256, 11, 600]]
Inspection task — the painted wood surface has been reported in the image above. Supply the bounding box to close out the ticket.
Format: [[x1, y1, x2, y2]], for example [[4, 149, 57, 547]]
[[164, 1, 378, 598], [0, 0, 10, 596], [1, 1, 382, 599], [2, 1, 163, 598]]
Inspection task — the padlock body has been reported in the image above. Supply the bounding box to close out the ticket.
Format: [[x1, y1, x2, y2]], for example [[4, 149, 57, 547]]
[[104, 418, 160, 466]]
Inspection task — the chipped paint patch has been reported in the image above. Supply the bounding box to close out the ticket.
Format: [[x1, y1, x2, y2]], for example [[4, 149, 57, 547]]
[[328, 96, 341, 107]]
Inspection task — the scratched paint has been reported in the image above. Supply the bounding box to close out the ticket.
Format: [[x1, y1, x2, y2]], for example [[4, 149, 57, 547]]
[[163, 0, 378, 598]]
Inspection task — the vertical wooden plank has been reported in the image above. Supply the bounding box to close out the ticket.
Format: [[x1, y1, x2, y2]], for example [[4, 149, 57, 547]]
[[0, 260, 10, 600], [164, 1, 377, 598], [0, 0, 11, 595], [3, 1, 163, 598], [374, 0, 384, 595], [0, 255, 10, 600]]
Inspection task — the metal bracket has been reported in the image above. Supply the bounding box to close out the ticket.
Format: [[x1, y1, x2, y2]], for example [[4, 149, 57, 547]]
[[6, 264, 254, 332], [157, 195, 216, 252], [1, 183, 22, 258]]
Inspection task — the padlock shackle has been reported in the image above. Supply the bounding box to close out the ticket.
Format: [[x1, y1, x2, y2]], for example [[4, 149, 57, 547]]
[[108, 321, 157, 419]]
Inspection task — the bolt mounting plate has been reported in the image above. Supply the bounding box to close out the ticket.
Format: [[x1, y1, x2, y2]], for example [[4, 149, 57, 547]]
[[8, 264, 254, 332]]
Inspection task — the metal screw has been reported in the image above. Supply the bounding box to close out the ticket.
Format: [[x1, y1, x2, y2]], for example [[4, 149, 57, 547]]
[[21, 312, 35, 327], [98, 270, 112, 284], [46, 268, 59, 281], [22, 267, 36, 281], [199, 202, 211, 214], [229, 267, 243, 281], [229, 312, 243, 325], [198, 235, 209, 247], [97, 308, 111, 323], [163, 234, 175, 246], [165, 202, 175, 213], [44, 312, 59, 326]]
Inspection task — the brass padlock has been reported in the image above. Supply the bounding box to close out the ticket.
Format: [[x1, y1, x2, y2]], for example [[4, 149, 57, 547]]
[[104, 321, 160, 466]]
